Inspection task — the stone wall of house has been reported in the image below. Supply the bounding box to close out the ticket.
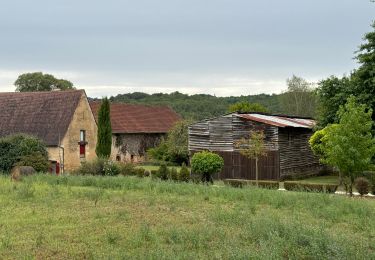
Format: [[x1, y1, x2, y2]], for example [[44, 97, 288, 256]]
[[111, 133, 164, 163], [59, 93, 98, 171]]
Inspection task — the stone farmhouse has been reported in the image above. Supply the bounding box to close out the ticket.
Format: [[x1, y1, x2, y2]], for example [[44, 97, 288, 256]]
[[90, 102, 181, 163], [0, 90, 97, 173]]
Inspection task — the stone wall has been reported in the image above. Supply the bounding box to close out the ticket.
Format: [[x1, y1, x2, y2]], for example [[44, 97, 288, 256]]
[[111, 133, 164, 163], [59, 93, 98, 171]]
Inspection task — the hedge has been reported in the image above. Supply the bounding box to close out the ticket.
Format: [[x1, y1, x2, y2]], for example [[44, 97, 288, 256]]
[[224, 179, 279, 189], [284, 182, 338, 193]]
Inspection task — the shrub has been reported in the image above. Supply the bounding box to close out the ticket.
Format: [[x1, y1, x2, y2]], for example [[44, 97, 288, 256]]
[[362, 171, 375, 194], [14, 152, 49, 172], [157, 163, 169, 180], [0, 134, 48, 173], [178, 163, 190, 182], [224, 179, 279, 189], [150, 170, 158, 178], [169, 168, 179, 181], [284, 182, 338, 193], [135, 168, 146, 178], [355, 177, 370, 196], [103, 160, 120, 176], [191, 151, 224, 183], [76, 158, 107, 175], [118, 163, 137, 176]]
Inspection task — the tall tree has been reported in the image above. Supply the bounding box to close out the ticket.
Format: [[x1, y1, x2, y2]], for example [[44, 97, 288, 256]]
[[15, 72, 74, 92], [228, 101, 268, 113], [279, 75, 316, 117], [322, 96, 375, 195], [235, 130, 267, 187], [316, 21, 375, 128], [96, 98, 112, 158]]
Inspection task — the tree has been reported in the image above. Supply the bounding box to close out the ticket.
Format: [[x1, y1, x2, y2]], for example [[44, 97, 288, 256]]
[[235, 130, 267, 186], [191, 151, 224, 184], [14, 72, 74, 92], [228, 101, 269, 113], [322, 96, 375, 195], [96, 98, 112, 158], [148, 120, 192, 164], [0, 134, 48, 173], [279, 75, 317, 117], [316, 21, 375, 128]]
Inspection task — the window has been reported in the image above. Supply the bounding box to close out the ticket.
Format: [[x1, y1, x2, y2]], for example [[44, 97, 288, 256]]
[[80, 130, 86, 142], [80, 130, 86, 158]]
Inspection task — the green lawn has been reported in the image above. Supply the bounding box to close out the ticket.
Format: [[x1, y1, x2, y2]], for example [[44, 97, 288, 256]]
[[0, 174, 374, 259]]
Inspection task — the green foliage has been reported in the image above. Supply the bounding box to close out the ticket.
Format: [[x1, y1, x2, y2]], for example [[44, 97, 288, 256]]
[[191, 151, 224, 183], [157, 163, 170, 180], [235, 130, 267, 160], [224, 179, 279, 189], [317, 22, 375, 128], [148, 120, 191, 164], [354, 177, 370, 196], [103, 160, 120, 176], [14, 72, 74, 92], [15, 152, 49, 172], [169, 168, 179, 181], [179, 163, 190, 182], [0, 134, 48, 173], [279, 75, 317, 117], [76, 158, 120, 176], [322, 97, 375, 193], [309, 127, 336, 163], [283, 182, 338, 193], [228, 101, 268, 113], [109, 91, 283, 121], [362, 171, 375, 194], [96, 97, 112, 158]]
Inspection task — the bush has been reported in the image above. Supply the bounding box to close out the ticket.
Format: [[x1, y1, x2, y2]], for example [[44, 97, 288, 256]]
[[284, 182, 338, 193], [355, 177, 370, 196], [0, 134, 48, 173], [191, 151, 224, 183], [118, 163, 137, 176], [103, 160, 120, 176], [157, 163, 169, 180], [224, 179, 279, 189], [169, 168, 179, 181], [362, 171, 375, 194], [76, 158, 107, 175], [14, 152, 49, 172], [135, 168, 146, 178], [178, 163, 190, 182]]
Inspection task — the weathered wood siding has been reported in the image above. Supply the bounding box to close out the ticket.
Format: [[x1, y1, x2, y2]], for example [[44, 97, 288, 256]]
[[278, 128, 320, 179], [188, 121, 210, 151]]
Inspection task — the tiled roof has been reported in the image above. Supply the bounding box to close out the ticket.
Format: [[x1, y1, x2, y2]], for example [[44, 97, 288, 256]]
[[0, 90, 84, 146], [236, 113, 315, 129], [90, 102, 181, 134]]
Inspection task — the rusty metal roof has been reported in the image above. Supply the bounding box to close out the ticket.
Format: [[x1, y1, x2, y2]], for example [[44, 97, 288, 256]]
[[236, 113, 315, 128]]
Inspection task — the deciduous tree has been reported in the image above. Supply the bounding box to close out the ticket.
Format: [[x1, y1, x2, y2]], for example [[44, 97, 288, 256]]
[[228, 101, 268, 113], [15, 72, 74, 92]]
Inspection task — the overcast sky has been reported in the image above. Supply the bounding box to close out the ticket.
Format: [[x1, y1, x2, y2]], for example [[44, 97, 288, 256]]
[[0, 0, 374, 97]]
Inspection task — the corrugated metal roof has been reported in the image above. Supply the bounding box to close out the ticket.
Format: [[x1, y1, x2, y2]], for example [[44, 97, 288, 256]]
[[236, 113, 315, 128]]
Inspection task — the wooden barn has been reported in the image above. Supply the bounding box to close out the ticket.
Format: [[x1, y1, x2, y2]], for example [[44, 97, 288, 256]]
[[90, 102, 181, 163], [188, 112, 320, 180]]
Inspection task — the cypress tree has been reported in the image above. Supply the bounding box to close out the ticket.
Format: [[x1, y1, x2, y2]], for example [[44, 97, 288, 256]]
[[96, 97, 112, 158]]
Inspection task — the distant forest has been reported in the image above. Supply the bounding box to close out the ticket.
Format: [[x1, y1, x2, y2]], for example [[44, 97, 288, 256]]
[[107, 91, 284, 121]]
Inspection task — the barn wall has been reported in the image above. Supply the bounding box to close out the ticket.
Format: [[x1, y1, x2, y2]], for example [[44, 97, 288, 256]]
[[111, 133, 165, 163], [278, 128, 320, 179]]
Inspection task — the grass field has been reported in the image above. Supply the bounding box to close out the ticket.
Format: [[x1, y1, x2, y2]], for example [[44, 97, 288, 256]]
[[0, 174, 374, 259]]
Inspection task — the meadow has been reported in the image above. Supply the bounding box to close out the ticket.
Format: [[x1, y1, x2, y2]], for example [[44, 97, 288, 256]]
[[0, 174, 374, 259]]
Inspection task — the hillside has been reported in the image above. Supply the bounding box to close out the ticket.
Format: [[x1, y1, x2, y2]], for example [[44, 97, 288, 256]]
[[107, 91, 283, 120]]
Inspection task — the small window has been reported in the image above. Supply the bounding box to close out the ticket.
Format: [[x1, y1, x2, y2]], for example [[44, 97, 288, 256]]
[[80, 130, 86, 142]]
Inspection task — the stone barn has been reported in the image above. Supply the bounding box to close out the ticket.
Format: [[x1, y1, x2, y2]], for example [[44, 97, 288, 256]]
[[90, 102, 181, 163], [188, 112, 320, 180], [0, 90, 98, 173]]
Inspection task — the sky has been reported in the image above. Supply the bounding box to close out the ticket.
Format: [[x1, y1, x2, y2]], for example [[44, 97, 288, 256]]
[[0, 0, 374, 97]]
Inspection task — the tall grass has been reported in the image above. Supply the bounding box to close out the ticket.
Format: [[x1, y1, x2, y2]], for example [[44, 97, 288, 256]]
[[0, 174, 373, 259]]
